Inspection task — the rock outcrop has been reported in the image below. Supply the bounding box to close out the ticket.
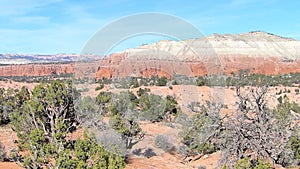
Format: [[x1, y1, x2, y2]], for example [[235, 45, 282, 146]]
[[91, 31, 300, 79], [0, 63, 74, 77], [1, 31, 300, 78]]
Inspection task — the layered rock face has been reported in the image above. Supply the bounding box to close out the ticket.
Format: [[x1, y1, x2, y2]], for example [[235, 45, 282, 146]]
[[92, 31, 300, 79], [1, 31, 300, 78], [0, 63, 74, 77]]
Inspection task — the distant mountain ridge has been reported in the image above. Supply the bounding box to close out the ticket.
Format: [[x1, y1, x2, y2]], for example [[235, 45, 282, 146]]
[[1, 31, 300, 77], [0, 53, 80, 64], [91, 31, 300, 78], [122, 31, 300, 61], [210, 31, 296, 41]]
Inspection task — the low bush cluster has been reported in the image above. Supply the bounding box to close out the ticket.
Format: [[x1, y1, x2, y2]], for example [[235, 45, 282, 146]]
[[154, 134, 175, 152]]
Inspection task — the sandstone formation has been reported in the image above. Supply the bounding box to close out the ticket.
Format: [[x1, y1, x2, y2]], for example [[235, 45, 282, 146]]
[[92, 31, 300, 78], [1, 31, 300, 78], [0, 63, 74, 77]]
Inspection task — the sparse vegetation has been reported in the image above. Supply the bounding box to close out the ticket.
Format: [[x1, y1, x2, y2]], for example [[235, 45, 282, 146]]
[[235, 158, 272, 169], [138, 93, 179, 122], [196, 71, 300, 87], [198, 165, 207, 169], [180, 101, 224, 156], [5, 80, 126, 168], [1, 68, 300, 168], [95, 84, 104, 91], [0, 142, 5, 162], [156, 76, 168, 86], [0, 74, 73, 83], [180, 84, 300, 168], [283, 131, 300, 166], [154, 134, 175, 152]]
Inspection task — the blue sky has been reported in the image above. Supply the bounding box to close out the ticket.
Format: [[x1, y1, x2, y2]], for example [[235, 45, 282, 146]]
[[0, 0, 299, 54]]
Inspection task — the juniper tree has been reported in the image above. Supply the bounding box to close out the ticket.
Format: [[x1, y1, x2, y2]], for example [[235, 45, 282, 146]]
[[180, 85, 299, 168], [11, 80, 126, 168], [109, 91, 144, 149], [180, 101, 225, 157], [220, 86, 299, 168]]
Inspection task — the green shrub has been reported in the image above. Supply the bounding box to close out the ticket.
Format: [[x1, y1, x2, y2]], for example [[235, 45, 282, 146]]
[[180, 102, 224, 156], [274, 96, 300, 127], [196, 76, 209, 86], [137, 88, 150, 97], [108, 91, 137, 117], [156, 76, 168, 86], [139, 93, 166, 122], [175, 112, 189, 125], [108, 91, 144, 148], [221, 165, 228, 169], [96, 91, 112, 104], [138, 93, 179, 122], [0, 142, 5, 162], [198, 164, 207, 169], [165, 95, 178, 114], [253, 159, 272, 169], [236, 158, 273, 169], [154, 135, 175, 152], [9, 81, 125, 168], [130, 78, 140, 88], [236, 158, 251, 169], [176, 144, 189, 155], [285, 132, 300, 164], [95, 84, 104, 91]]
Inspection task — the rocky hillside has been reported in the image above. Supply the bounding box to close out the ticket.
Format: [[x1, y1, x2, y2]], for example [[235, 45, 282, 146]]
[[0, 63, 74, 77], [92, 31, 300, 78], [1, 31, 300, 78]]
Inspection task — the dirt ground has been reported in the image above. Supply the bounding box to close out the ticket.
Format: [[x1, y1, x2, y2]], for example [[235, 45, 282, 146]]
[[1, 82, 300, 169]]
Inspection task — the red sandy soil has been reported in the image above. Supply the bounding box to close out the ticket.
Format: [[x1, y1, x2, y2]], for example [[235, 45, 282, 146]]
[[0, 162, 23, 169], [0, 83, 300, 169], [0, 81, 39, 90]]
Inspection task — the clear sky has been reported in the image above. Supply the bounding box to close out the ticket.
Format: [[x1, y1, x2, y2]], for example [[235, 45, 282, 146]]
[[0, 0, 299, 54]]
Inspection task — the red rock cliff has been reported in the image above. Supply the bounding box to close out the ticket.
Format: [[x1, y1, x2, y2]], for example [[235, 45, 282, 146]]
[[0, 63, 74, 76], [2, 32, 300, 78]]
